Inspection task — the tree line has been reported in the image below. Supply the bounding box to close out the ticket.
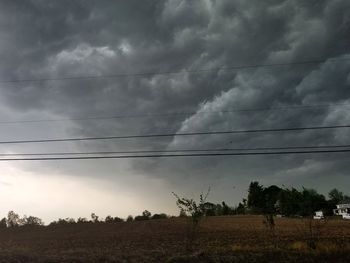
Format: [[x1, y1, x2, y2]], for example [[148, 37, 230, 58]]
[[186, 182, 349, 218], [0, 210, 170, 228], [0, 182, 348, 228], [245, 181, 349, 217], [0, 211, 43, 228]]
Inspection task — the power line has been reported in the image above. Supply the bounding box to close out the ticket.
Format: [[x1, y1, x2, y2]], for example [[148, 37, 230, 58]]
[[0, 149, 349, 161], [0, 124, 349, 145], [1, 144, 350, 156], [1, 102, 349, 125], [0, 57, 349, 84]]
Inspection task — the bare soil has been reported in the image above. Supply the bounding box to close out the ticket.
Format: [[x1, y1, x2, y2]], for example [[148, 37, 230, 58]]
[[0, 215, 349, 262]]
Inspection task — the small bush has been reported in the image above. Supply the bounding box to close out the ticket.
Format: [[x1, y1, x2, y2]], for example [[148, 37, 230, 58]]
[[151, 213, 168, 220]]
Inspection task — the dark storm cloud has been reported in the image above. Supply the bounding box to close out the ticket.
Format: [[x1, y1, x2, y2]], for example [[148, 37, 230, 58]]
[[0, 0, 349, 204]]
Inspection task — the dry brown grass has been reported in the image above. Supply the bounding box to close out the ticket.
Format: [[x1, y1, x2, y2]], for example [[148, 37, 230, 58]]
[[0, 216, 349, 262]]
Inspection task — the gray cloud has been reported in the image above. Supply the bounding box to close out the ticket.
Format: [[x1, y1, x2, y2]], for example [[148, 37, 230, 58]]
[[0, 0, 349, 219]]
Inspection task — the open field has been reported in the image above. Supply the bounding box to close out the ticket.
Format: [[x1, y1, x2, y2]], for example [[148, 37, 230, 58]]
[[0, 215, 349, 262]]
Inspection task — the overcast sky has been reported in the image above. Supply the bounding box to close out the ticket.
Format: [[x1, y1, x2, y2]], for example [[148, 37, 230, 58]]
[[0, 0, 349, 223]]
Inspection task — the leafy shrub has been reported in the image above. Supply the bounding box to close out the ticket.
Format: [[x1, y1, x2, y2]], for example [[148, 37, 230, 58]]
[[77, 217, 88, 223], [135, 210, 152, 221], [105, 216, 124, 223], [172, 188, 210, 252], [151, 213, 168, 220]]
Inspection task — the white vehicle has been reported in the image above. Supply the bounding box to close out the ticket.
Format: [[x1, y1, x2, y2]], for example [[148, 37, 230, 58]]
[[343, 213, 350, 220], [313, 211, 324, 220]]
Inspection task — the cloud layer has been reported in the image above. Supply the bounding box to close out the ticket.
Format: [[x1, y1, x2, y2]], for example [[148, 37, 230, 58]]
[[0, 0, 349, 221]]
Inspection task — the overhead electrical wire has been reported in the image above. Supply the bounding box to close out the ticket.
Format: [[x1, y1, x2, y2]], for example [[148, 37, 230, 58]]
[[0, 57, 349, 84], [1, 102, 350, 125], [0, 124, 349, 145], [0, 149, 349, 161], [1, 144, 350, 156]]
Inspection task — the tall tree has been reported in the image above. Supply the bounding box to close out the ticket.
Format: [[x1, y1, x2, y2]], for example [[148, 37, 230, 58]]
[[247, 181, 265, 212], [278, 188, 302, 216], [263, 185, 282, 214], [328, 188, 344, 203], [299, 188, 326, 216], [7, 211, 20, 227]]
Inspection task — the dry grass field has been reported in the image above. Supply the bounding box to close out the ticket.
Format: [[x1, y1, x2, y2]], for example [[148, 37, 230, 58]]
[[0, 215, 349, 263]]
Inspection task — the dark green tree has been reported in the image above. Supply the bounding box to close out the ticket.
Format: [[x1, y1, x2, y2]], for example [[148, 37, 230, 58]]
[[105, 215, 114, 223], [77, 217, 88, 223], [21, 215, 43, 226], [222, 201, 230, 215], [7, 211, 20, 227], [328, 188, 344, 203], [202, 202, 216, 216], [299, 188, 327, 216], [263, 185, 282, 213], [0, 218, 6, 228], [91, 213, 99, 223], [278, 188, 303, 216], [247, 181, 265, 213], [151, 213, 168, 220], [236, 202, 246, 214], [142, 210, 151, 218]]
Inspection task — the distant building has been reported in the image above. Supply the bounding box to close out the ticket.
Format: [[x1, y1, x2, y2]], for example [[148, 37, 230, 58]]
[[313, 211, 324, 219], [333, 199, 350, 219]]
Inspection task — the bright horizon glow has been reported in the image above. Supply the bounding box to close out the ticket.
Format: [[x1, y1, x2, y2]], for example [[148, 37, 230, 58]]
[[0, 162, 177, 224]]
